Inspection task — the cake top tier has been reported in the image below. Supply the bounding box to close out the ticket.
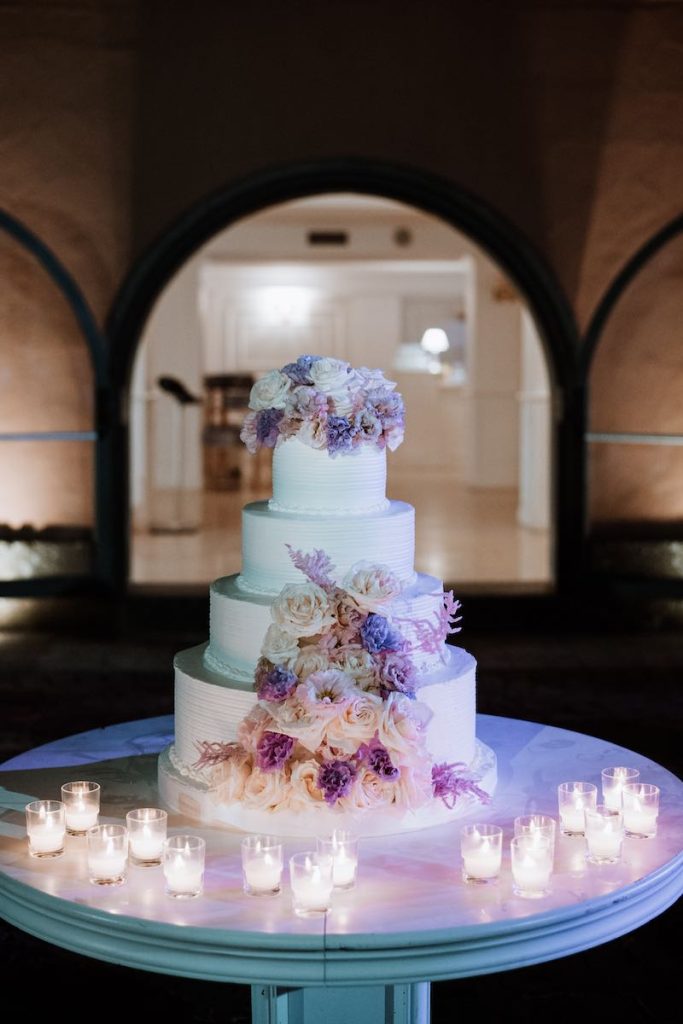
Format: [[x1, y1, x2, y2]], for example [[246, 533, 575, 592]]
[[240, 355, 404, 457]]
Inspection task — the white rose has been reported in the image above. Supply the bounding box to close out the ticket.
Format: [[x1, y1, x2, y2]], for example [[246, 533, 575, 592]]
[[268, 696, 327, 752], [241, 767, 290, 811], [325, 690, 383, 754], [249, 370, 291, 411], [342, 562, 402, 612], [327, 386, 355, 416], [287, 758, 326, 810], [261, 624, 300, 666], [394, 763, 432, 810], [356, 366, 397, 391], [293, 646, 331, 680], [332, 645, 377, 688], [376, 693, 429, 760], [309, 357, 351, 394], [271, 582, 335, 637], [340, 766, 396, 811], [297, 417, 328, 449]]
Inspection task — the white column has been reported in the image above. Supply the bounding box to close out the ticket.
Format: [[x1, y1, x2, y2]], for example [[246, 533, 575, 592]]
[[462, 255, 520, 487], [517, 309, 551, 529]]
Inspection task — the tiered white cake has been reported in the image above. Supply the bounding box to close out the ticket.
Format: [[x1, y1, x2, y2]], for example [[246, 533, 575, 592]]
[[159, 360, 495, 836]]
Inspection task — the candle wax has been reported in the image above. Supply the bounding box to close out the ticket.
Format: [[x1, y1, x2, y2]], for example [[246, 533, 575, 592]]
[[463, 837, 501, 879], [586, 829, 622, 859], [560, 806, 586, 833], [512, 855, 551, 892], [66, 807, 99, 832], [130, 834, 164, 860], [292, 868, 332, 911], [623, 804, 658, 835], [244, 855, 281, 891], [165, 859, 203, 893], [29, 824, 65, 854], [331, 851, 357, 888], [88, 850, 127, 878]]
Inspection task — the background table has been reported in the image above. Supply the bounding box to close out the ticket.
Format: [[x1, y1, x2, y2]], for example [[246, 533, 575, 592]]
[[1, 715, 681, 1024]]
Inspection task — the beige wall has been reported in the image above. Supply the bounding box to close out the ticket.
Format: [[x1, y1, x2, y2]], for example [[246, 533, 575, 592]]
[[0, 0, 681, 534]]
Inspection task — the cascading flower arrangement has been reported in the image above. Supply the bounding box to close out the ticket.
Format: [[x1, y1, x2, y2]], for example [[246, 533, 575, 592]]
[[194, 547, 489, 816], [240, 355, 405, 456]]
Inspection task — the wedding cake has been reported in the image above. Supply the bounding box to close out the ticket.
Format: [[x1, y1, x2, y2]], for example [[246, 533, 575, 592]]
[[158, 355, 496, 836]]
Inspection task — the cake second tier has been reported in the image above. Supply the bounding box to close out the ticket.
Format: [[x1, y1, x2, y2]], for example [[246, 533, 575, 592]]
[[240, 499, 415, 594]]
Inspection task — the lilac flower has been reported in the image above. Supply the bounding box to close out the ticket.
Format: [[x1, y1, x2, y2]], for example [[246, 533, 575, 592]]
[[327, 415, 358, 456], [356, 734, 399, 780], [317, 758, 357, 805], [377, 651, 417, 698], [360, 613, 406, 654], [255, 407, 284, 447], [281, 355, 322, 385], [256, 731, 295, 772], [432, 762, 491, 809], [257, 664, 298, 702]]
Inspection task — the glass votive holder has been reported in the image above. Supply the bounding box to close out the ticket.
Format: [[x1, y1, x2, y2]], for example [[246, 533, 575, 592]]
[[289, 851, 334, 917], [460, 824, 503, 884], [511, 834, 553, 898], [25, 800, 66, 858], [241, 835, 283, 896], [163, 835, 205, 898], [513, 815, 557, 867], [61, 781, 100, 836], [622, 783, 659, 839], [585, 805, 624, 865], [558, 782, 597, 836], [316, 829, 359, 890], [601, 767, 640, 810], [87, 824, 128, 886], [126, 808, 168, 866]]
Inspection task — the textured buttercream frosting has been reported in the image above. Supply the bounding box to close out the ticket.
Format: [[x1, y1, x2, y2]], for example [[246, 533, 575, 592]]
[[271, 438, 388, 514]]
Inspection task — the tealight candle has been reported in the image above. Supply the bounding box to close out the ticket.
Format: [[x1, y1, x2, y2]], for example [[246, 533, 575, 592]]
[[126, 808, 168, 866], [25, 800, 66, 858], [163, 835, 205, 898], [514, 815, 556, 851], [87, 824, 128, 886], [241, 835, 283, 896], [289, 851, 333, 917], [585, 805, 623, 864], [460, 824, 503, 884], [622, 783, 659, 839], [316, 830, 359, 890], [558, 782, 597, 836], [601, 767, 639, 811], [61, 781, 100, 835], [511, 834, 553, 898]]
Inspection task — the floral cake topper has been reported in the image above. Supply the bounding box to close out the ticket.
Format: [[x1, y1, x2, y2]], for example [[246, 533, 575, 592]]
[[195, 548, 488, 816], [240, 356, 405, 456]]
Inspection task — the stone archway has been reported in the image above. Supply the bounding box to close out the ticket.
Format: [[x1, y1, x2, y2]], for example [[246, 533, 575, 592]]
[[105, 159, 581, 593]]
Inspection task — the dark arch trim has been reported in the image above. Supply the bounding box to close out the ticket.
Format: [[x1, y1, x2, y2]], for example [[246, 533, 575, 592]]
[[581, 213, 683, 377], [0, 209, 114, 594], [106, 158, 582, 594]]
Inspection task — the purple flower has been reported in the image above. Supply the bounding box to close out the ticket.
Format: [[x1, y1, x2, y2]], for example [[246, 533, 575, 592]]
[[432, 762, 491, 809], [378, 651, 416, 698], [327, 415, 357, 455], [281, 355, 322, 385], [356, 734, 399, 780], [257, 664, 298, 702], [256, 731, 295, 772], [317, 758, 357, 805], [255, 408, 284, 447], [360, 613, 406, 654]]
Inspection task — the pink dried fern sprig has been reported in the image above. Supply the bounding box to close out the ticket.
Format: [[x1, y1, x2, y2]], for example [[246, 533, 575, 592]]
[[194, 740, 242, 770], [286, 544, 337, 590], [432, 761, 490, 809], [393, 589, 462, 656]]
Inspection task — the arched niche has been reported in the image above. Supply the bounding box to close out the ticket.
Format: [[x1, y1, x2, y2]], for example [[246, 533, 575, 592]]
[[106, 160, 581, 594], [0, 210, 106, 595], [583, 215, 683, 581]]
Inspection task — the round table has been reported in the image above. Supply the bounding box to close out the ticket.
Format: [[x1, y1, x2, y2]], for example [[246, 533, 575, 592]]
[[0, 714, 681, 1024]]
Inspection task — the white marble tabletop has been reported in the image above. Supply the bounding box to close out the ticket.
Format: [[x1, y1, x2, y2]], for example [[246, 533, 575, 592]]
[[0, 714, 681, 985]]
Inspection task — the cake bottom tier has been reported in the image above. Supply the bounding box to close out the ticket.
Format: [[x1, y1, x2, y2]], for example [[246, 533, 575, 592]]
[[158, 738, 497, 837]]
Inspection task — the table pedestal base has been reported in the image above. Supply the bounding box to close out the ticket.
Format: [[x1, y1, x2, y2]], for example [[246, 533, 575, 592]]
[[251, 982, 431, 1024]]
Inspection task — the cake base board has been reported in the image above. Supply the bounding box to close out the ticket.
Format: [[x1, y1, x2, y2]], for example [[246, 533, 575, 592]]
[[158, 740, 497, 838]]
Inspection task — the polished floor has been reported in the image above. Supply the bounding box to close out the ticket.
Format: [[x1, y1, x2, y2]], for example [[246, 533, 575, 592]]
[[1, 622, 680, 1021], [131, 475, 551, 586]]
